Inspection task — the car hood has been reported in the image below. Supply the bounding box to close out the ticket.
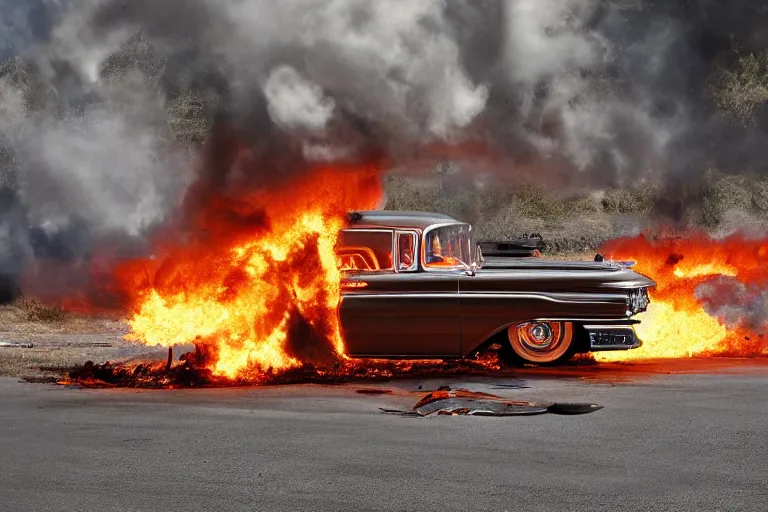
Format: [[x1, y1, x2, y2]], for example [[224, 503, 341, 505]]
[[482, 257, 627, 272], [474, 257, 655, 292]]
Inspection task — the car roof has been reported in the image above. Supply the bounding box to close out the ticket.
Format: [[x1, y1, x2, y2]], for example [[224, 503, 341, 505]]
[[347, 210, 463, 231]]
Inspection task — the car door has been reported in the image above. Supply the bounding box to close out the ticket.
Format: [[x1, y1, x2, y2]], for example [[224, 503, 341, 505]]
[[339, 230, 461, 358]]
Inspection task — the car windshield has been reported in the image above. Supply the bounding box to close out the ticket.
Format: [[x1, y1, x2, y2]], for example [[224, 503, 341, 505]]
[[423, 224, 471, 269]]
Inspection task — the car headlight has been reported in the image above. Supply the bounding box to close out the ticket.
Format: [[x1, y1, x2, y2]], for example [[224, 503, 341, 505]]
[[626, 288, 650, 315]]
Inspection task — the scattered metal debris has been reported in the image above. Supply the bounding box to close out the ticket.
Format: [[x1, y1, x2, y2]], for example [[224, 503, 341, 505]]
[[355, 388, 393, 395], [0, 342, 34, 349], [381, 387, 603, 417], [490, 381, 529, 389], [546, 403, 603, 415]]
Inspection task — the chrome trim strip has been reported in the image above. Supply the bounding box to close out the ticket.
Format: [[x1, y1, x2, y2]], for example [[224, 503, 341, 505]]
[[584, 325, 642, 351], [347, 354, 456, 360], [347, 224, 426, 233], [583, 324, 638, 329], [535, 319, 641, 324], [599, 281, 655, 289], [342, 292, 626, 304], [394, 229, 419, 273], [459, 292, 627, 302]]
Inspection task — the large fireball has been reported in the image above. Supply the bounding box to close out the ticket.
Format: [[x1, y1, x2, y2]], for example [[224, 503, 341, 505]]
[[114, 166, 382, 381], [598, 232, 768, 361]]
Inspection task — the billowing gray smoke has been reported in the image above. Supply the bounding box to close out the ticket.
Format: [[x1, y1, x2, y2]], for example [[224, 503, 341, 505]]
[[1, 0, 767, 300], [696, 276, 768, 354]]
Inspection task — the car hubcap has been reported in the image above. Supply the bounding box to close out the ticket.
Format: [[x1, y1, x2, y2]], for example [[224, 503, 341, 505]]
[[509, 321, 574, 363], [525, 323, 554, 348]]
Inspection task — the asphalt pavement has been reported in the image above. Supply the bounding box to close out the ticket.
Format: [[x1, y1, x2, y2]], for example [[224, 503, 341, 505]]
[[0, 366, 766, 512]]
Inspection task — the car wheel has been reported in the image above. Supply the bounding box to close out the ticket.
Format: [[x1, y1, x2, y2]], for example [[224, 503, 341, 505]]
[[507, 321, 575, 364]]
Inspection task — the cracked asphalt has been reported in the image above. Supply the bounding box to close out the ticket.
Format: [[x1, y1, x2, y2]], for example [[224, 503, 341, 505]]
[[0, 365, 766, 512]]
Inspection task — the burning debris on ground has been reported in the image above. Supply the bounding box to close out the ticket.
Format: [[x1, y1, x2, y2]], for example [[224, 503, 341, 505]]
[[61, 353, 506, 389]]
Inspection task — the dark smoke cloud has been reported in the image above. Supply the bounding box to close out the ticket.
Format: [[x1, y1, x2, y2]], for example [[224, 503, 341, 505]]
[[2, 0, 768, 300]]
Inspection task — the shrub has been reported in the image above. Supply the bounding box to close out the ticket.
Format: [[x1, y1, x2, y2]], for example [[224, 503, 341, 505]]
[[600, 188, 653, 215], [698, 172, 752, 228], [711, 50, 768, 125], [15, 296, 66, 323], [748, 176, 768, 218]]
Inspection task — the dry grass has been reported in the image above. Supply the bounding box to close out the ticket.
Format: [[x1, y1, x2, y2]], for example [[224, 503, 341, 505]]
[[385, 173, 656, 253], [384, 170, 768, 253], [0, 345, 109, 381], [13, 296, 66, 322], [0, 300, 166, 380], [0, 337, 167, 381], [0, 299, 125, 336]]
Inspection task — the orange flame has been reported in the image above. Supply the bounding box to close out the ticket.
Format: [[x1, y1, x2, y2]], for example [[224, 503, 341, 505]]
[[114, 166, 382, 381], [597, 232, 768, 361]]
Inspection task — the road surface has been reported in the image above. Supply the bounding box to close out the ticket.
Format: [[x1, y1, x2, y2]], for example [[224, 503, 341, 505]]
[[0, 365, 766, 511]]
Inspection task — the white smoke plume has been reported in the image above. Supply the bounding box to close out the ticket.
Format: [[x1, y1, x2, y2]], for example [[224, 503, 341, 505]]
[[264, 66, 336, 133], [0, 0, 496, 277]]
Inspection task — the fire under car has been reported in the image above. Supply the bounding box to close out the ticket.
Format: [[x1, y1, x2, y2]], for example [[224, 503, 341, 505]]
[[336, 211, 655, 365]]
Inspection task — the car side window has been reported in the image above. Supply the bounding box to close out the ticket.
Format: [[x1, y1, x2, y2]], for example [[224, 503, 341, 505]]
[[336, 230, 394, 271], [423, 225, 471, 269], [396, 231, 418, 272]]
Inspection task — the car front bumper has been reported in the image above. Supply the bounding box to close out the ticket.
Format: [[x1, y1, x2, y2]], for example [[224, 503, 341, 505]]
[[584, 324, 643, 351]]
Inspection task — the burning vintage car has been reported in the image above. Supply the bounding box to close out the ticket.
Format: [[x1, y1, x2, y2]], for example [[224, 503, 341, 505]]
[[337, 211, 655, 365]]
